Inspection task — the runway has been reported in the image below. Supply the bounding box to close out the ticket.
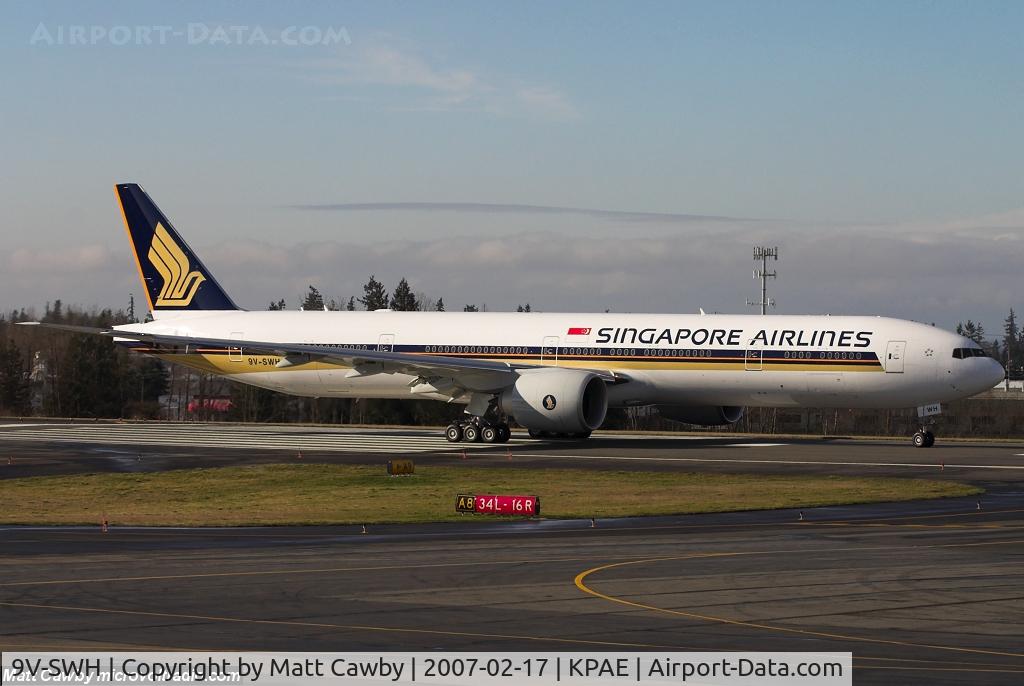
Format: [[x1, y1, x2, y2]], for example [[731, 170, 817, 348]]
[[0, 422, 791, 454], [2, 422, 1023, 684], [1, 421, 1022, 484], [1, 499, 1022, 684]]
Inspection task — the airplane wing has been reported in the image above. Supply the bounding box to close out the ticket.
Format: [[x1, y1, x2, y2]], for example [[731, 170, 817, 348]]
[[19, 323, 625, 396]]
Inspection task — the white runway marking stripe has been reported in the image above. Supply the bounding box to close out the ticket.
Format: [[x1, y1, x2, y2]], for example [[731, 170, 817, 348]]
[[2, 431, 449, 444], [511, 453, 1024, 470], [0, 426, 515, 453], [0, 425, 792, 454]]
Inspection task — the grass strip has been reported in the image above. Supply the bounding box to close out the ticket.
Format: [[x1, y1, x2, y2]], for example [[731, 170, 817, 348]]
[[0, 464, 980, 526]]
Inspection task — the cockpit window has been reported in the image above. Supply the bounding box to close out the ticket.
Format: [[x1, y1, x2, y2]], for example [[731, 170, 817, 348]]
[[952, 347, 988, 359]]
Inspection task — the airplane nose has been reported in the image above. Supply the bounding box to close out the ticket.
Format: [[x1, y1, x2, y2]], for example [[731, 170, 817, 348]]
[[987, 358, 1007, 388], [956, 358, 1005, 396]]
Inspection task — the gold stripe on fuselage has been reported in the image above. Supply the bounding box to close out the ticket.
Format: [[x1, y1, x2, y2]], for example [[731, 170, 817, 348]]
[[149, 353, 883, 376]]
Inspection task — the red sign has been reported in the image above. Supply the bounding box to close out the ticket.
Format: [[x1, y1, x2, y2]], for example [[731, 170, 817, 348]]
[[567, 327, 591, 336], [456, 494, 540, 516]]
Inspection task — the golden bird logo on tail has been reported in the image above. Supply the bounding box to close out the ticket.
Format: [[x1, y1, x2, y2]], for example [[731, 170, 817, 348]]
[[148, 223, 206, 306]]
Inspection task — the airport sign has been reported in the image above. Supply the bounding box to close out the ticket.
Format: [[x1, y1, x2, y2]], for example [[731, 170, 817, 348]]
[[455, 494, 540, 516]]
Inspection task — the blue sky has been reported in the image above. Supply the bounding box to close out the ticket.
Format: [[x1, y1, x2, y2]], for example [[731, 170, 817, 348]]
[[2, 1, 1022, 330]]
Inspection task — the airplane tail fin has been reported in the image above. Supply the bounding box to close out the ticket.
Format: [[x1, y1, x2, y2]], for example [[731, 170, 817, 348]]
[[115, 183, 240, 316]]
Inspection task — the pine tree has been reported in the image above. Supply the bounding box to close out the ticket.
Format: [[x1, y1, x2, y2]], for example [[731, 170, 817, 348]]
[[1004, 309, 1020, 377], [463, 304, 479, 312], [301, 286, 324, 311], [267, 299, 287, 311], [42, 299, 63, 323], [435, 297, 445, 312], [1004, 309, 1018, 347], [346, 296, 356, 311], [955, 320, 985, 345], [0, 339, 30, 415], [358, 276, 389, 310], [390, 278, 419, 311]]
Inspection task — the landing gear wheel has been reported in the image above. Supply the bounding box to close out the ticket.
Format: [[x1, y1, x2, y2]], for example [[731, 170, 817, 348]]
[[497, 425, 511, 442], [528, 429, 544, 439], [481, 426, 499, 443], [913, 429, 936, 448], [463, 424, 481, 443], [445, 424, 463, 442]]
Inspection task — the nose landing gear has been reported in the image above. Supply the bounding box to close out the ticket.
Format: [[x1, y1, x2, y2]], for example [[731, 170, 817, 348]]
[[912, 403, 941, 448], [912, 429, 935, 448]]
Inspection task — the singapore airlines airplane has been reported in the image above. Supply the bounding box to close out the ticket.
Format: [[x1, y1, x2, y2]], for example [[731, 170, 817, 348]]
[[26, 184, 1005, 447]]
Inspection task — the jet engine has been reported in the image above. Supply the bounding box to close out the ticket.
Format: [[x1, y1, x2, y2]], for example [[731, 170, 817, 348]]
[[656, 404, 744, 426], [499, 368, 608, 434]]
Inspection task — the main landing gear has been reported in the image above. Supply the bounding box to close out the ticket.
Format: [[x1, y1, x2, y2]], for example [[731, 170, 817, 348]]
[[445, 416, 511, 443]]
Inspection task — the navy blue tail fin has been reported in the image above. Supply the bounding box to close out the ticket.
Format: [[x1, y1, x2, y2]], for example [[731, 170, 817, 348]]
[[116, 183, 239, 314]]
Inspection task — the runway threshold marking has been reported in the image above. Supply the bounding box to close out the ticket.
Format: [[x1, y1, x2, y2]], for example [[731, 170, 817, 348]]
[[574, 539, 1024, 661]]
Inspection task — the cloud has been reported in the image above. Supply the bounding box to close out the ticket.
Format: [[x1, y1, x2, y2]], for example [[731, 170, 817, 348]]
[[7, 244, 111, 274], [301, 37, 578, 120], [5, 208, 1023, 333], [289, 201, 743, 224], [512, 86, 578, 121], [190, 211, 1022, 329], [325, 43, 482, 95]]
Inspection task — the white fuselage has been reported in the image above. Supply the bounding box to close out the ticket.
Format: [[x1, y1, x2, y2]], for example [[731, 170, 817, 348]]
[[117, 311, 1004, 410]]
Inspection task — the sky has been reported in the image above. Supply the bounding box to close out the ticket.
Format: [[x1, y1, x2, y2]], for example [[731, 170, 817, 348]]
[[2, 1, 1022, 334]]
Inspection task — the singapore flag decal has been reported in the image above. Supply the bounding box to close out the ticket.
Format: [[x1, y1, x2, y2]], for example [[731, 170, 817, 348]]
[[567, 327, 591, 336]]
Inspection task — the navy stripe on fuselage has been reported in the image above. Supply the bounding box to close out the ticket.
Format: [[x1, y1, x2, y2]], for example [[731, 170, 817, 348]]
[[116, 341, 881, 367]]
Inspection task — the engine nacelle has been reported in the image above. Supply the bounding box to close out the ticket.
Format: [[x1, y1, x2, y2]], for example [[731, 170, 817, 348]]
[[499, 368, 608, 433], [657, 404, 744, 426]]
